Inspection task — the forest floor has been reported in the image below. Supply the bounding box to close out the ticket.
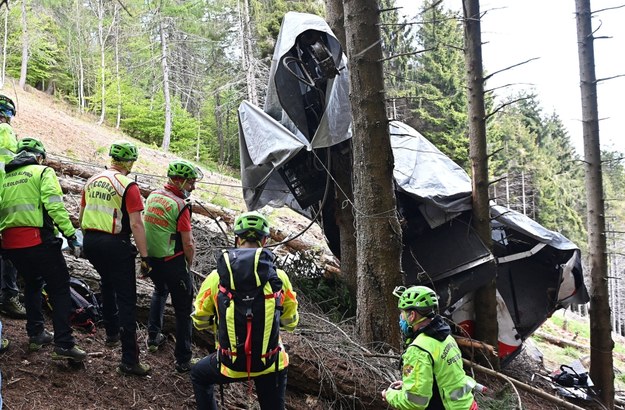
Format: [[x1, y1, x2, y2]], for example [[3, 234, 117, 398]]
[[0, 83, 623, 409]]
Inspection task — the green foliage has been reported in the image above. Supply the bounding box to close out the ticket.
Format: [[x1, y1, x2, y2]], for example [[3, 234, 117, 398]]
[[250, 0, 325, 59], [488, 94, 587, 248], [409, 1, 469, 168], [474, 386, 519, 410], [291, 276, 355, 321]]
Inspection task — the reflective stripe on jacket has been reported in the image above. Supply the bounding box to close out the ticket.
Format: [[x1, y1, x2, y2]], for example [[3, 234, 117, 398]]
[[191, 261, 299, 378], [386, 331, 476, 410], [81, 169, 133, 234], [0, 163, 75, 238], [144, 188, 188, 258], [0, 123, 16, 203]]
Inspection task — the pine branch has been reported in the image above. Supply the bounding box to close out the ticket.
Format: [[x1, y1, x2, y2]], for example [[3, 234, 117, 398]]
[[379, 47, 434, 62], [485, 97, 531, 120]]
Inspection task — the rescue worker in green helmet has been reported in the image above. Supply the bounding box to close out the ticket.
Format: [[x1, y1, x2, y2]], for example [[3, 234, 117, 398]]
[[144, 159, 202, 372], [0, 137, 87, 362], [383, 285, 478, 410], [190, 211, 299, 410], [0, 94, 26, 319], [79, 140, 151, 376]]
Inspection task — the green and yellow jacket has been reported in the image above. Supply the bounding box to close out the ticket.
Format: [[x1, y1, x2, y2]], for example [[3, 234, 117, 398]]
[[386, 316, 476, 410], [0, 152, 76, 242]]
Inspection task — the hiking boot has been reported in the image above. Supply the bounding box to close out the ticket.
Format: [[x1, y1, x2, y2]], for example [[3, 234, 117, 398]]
[[0, 295, 27, 319], [175, 358, 199, 374], [51, 345, 87, 362], [105, 334, 121, 347], [147, 333, 166, 353], [28, 329, 54, 351], [117, 362, 151, 376], [0, 338, 10, 353]]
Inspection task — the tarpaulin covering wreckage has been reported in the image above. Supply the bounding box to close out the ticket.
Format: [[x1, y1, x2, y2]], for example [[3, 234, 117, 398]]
[[237, 12, 589, 364]]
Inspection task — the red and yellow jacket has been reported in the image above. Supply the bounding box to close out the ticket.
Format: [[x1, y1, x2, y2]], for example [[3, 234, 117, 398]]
[[191, 261, 298, 378]]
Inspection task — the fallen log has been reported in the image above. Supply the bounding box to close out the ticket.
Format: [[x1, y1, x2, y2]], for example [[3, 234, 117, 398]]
[[534, 331, 625, 362], [49, 156, 339, 266]]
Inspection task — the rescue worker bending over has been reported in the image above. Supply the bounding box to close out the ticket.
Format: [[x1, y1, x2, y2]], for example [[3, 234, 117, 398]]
[[0, 137, 86, 361], [79, 140, 150, 376], [190, 211, 299, 410], [145, 159, 201, 372], [383, 286, 478, 410]]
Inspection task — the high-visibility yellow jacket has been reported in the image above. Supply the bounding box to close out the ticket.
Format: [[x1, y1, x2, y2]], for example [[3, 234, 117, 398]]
[[386, 316, 476, 410], [144, 187, 189, 258], [191, 256, 299, 378], [0, 122, 17, 203], [81, 169, 134, 234], [0, 154, 76, 240]]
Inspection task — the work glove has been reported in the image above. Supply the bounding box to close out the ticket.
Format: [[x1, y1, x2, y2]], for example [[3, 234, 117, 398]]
[[67, 235, 82, 258], [140, 256, 153, 278]]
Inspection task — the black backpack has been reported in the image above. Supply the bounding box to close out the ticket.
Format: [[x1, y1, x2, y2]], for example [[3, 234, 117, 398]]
[[44, 277, 102, 334], [216, 248, 283, 376]]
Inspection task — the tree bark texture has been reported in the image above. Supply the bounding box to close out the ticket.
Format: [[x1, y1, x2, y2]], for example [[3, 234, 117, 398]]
[[343, 0, 403, 348], [574, 1, 615, 407], [325, 0, 357, 316], [18, 0, 28, 90], [462, 0, 499, 363], [159, 15, 173, 151]]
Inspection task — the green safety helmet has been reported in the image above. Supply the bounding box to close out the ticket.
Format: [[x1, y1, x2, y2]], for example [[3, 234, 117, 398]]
[[394, 285, 438, 315], [168, 159, 200, 180], [234, 211, 270, 239], [17, 137, 46, 159], [109, 140, 138, 161], [0, 95, 16, 118]]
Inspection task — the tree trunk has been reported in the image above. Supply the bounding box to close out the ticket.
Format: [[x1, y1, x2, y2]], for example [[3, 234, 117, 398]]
[[114, 20, 121, 130], [96, 0, 106, 125], [343, 0, 402, 348], [325, 0, 358, 315], [241, 0, 257, 105], [215, 92, 224, 165], [574, 1, 615, 407], [462, 0, 499, 367], [19, 0, 28, 89], [1, 8, 7, 88], [159, 15, 172, 151]]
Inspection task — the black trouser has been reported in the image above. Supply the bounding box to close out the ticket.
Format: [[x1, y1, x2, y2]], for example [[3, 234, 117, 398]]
[[0, 255, 19, 300], [190, 352, 287, 410], [84, 231, 139, 365], [147, 255, 193, 364], [4, 240, 75, 348]]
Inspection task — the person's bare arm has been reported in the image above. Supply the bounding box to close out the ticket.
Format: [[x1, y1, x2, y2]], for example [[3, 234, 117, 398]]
[[129, 211, 148, 257], [181, 230, 195, 268]]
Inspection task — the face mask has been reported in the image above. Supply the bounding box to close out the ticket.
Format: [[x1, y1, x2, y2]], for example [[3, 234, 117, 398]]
[[399, 314, 412, 336]]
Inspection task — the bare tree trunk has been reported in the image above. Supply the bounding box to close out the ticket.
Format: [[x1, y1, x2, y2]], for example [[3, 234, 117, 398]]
[[214, 92, 224, 165], [241, 0, 257, 105], [114, 21, 121, 129], [159, 14, 172, 151], [76, 0, 85, 113], [325, 0, 358, 313], [18, 0, 28, 89], [575, 1, 615, 407], [1, 8, 7, 88], [462, 0, 499, 368], [343, 0, 402, 348], [96, 0, 106, 125]]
